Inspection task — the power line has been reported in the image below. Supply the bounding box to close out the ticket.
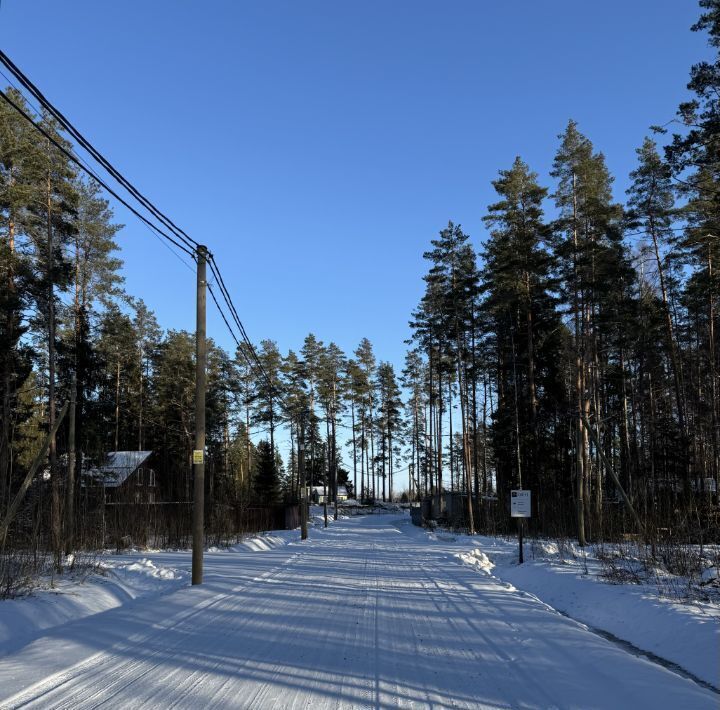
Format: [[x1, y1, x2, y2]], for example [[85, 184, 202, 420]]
[[0, 52, 272, 393], [0, 88, 196, 260], [0, 50, 199, 255], [207, 284, 241, 350], [206, 256, 278, 396], [0, 69, 197, 273]]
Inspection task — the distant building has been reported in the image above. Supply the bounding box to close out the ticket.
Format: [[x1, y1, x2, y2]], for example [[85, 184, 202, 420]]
[[310, 485, 349, 504], [85, 451, 157, 503]]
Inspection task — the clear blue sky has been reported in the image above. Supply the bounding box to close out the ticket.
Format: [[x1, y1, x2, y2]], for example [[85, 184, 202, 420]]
[[0, 1, 710, 481], [1, 0, 708, 364]]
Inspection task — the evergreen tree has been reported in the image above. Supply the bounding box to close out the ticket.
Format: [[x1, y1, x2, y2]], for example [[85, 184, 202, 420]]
[[481, 157, 565, 523], [253, 340, 284, 471], [253, 440, 281, 505], [662, 1, 720, 492], [0, 88, 41, 512], [151, 330, 195, 500], [317, 341, 346, 517], [551, 120, 633, 543], [413, 221, 480, 526], [627, 138, 685, 433], [354, 338, 376, 501], [375, 361, 402, 501], [401, 349, 427, 499], [26, 109, 79, 562]]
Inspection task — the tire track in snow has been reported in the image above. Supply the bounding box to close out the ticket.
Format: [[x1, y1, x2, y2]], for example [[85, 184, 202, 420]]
[[342, 548, 376, 710], [148, 540, 374, 710], [418, 560, 557, 709], [369, 549, 436, 709], [2, 551, 303, 709], [2, 515, 717, 710]]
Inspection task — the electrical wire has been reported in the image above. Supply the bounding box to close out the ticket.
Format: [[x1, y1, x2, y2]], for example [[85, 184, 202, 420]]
[[0, 50, 199, 254], [0, 88, 196, 260], [0, 68, 197, 275], [0, 53, 272, 392], [206, 256, 278, 396]]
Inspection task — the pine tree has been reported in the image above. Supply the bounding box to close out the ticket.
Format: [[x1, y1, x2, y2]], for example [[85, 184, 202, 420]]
[[481, 157, 567, 527], [401, 350, 427, 499], [317, 342, 346, 518], [235, 342, 257, 486], [354, 338, 376, 501], [151, 330, 195, 500], [301, 334, 324, 495], [282, 349, 310, 504], [253, 440, 281, 505], [551, 120, 632, 543], [375, 362, 402, 501], [131, 299, 160, 452], [253, 340, 284, 474], [414, 221, 480, 527], [627, 138, 685, 433], [25, 109, 79, 564], [0, 88, 42, 513], [662, 1, 720, 492]]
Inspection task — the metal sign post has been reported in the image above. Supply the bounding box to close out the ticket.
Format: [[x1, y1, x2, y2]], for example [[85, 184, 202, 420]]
[[511, 490, 531, 564]]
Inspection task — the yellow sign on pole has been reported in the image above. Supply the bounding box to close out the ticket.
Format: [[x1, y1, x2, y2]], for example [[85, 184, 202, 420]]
[[193, 449, 204, 465]]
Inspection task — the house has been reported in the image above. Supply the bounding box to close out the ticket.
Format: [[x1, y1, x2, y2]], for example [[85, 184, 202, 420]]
[[310, 485, 349, 504], [85, 451, 157, 503]]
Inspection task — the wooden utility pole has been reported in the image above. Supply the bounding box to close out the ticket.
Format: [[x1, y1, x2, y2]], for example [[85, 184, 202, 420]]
[[192, 245, 208, 585], [332, 396, 338, 521], [64, 374, 76, 555], [299, 413, 308, 540], [47, 162, 61, 567]]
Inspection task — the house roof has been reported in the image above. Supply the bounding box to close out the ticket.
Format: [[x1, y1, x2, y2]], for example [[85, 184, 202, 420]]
[[88, 451, 153, 488]]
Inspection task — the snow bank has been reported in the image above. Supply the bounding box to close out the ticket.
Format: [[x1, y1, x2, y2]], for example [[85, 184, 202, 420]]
[[456, 547, 494, 573], [0, 527, 305, 657], [0, 555, 188, 653], [458, 534, 720, 689]]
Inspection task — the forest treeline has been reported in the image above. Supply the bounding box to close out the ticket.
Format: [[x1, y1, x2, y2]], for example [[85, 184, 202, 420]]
[[0, 1, 718, 583], [407, 3, 719, 543]]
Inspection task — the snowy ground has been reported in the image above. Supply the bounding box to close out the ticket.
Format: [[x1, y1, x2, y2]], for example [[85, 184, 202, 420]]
[[453, 534, 719, 690], [0, 512, 717, 709]]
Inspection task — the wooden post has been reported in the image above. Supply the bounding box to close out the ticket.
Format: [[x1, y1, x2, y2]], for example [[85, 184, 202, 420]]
[[64, 374, 76, 555], [299, 413, 308, 540], [192, 245, 207, 585]]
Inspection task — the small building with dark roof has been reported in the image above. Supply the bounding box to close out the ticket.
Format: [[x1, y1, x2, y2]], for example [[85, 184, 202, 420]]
[[85, 451, 157, 503]]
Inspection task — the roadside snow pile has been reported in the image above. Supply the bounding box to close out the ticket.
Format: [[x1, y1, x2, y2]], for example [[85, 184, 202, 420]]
[[456, 548, 494, 573], [230, 532, 295, 552], [375, 501, 403, 512], [102, 557, 188, 587], [701, 565, 720, 585]]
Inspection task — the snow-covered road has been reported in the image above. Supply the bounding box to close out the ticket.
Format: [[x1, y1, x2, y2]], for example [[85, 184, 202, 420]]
[[1, 514, 716, 709]]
